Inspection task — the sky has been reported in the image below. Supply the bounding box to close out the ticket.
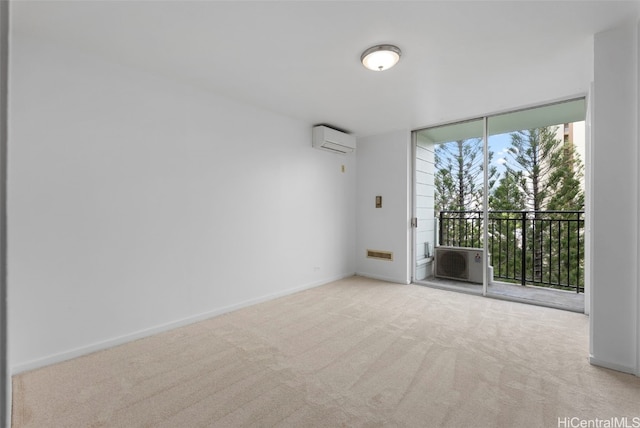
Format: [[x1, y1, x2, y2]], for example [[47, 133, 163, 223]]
[[489, 133, 513, 176]]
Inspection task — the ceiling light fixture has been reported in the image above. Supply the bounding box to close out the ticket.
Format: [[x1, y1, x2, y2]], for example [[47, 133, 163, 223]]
[[361, 44, 402, 71]]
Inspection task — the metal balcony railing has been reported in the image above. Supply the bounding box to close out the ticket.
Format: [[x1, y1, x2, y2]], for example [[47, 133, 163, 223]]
[[438, 210, 585, 293]]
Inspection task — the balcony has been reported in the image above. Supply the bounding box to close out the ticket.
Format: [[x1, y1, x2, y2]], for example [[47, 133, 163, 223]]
[[432, 210, 585, 311]]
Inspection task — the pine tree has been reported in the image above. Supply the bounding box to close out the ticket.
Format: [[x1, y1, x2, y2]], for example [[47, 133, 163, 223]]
[[487, 170, 525, 281], [435, 138, 496, 247], [503, 125, 585, 287], [546, 137, 585, 289], [547, 140, 585, 211], [506, 127, 563, 211], [489, 170, 525, 211], [434, 138, 496, 211]]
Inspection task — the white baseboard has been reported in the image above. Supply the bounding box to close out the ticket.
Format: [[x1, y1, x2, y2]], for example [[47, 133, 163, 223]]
[[589, 355, 637, 376], [11, 273, 354, 374], [355, 272, 410, 285]]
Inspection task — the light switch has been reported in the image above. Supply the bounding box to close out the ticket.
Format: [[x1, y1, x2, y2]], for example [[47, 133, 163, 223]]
[[375, 196, 382, 208]]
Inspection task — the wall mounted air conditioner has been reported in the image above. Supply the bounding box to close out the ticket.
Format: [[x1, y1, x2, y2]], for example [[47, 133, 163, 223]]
[[434, 246, 484, 284], [312, 125, 356, 154]]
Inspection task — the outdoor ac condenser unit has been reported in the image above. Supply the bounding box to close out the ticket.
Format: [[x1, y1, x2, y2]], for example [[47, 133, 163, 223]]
[[312, 125, 356, 154], [434, 246, 484, 284]]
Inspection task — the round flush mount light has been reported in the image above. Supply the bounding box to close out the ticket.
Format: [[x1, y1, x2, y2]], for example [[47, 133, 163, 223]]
[[361, 44, 402, 71]]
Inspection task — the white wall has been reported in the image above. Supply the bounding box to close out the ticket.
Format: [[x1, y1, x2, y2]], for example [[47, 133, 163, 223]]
[[8, 35, 356, 372], [355, 130, 411, 284], [636, 20, 640, 376], [590, 22, 639, 375], [637, 19, 640, 378]]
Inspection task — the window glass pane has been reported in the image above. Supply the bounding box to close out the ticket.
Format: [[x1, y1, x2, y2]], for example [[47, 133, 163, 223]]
[[414, 119, 485, 283], [487, 99, 586, 293]]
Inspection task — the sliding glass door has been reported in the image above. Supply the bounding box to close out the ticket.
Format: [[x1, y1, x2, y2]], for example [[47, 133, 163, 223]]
[[413, 118, 485, 292], [413, 98, 587, 311]]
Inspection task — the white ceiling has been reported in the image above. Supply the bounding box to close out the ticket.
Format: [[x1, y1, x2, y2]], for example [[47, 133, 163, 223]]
[[11, 1, 640, 137]]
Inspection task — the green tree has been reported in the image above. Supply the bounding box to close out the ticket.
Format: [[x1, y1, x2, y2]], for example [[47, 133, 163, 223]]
[[487, 171, 525, 281], [489, 170, 525, 211], [435, 138, 496, 247], [504, 125, 585, 287], [435, 138, 496, 212], [546, 140, 585, 290], [506, 127, 562, 211], [547, 140, 585, 211]]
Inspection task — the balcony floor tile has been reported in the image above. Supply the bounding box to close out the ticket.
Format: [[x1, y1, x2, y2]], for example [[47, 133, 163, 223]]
[[418, 277, 585, 313]]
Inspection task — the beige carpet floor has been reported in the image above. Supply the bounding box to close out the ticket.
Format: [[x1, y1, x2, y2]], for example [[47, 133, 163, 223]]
[[12, 276, 640, 427]]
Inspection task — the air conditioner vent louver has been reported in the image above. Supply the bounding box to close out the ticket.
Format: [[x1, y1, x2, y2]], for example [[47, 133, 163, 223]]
[[320, 141, 351, 153], [435, 246, 484, 283], [312, 126, 356, 154], [437, 250, 468, 279]]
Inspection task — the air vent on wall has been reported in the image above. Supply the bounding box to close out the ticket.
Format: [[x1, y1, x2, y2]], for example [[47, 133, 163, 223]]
[[367, 249, 393, 261]]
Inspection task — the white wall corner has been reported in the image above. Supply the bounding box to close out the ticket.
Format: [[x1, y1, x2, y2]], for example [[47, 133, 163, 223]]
[[589, 355, 637, 376], [0, 1, 12, 426], [0, 0, 8, 422], [591, 20, 639, 375], [584, 82, 593, 318]]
